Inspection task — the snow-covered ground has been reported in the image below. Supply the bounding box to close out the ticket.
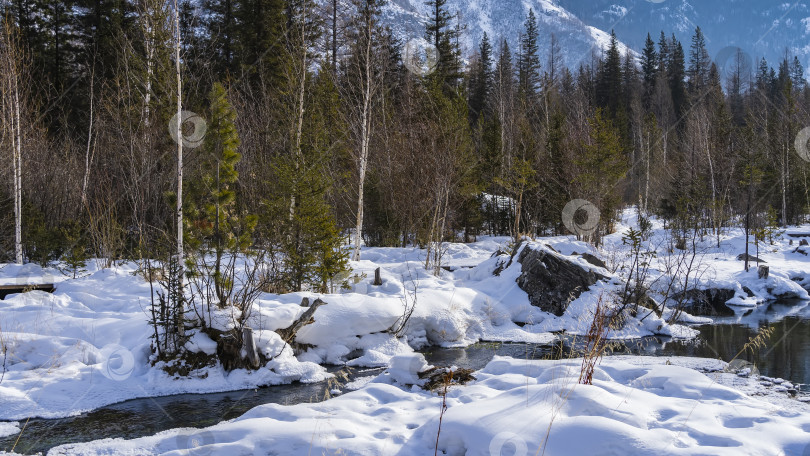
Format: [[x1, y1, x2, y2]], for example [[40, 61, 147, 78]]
[[2, 208, 810, 454], [0, 228, 698, 421], [45, 355, 810, 456], [603, 210, 810, 308]]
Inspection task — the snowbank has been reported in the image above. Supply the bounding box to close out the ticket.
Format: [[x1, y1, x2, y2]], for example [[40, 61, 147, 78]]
[[47, 356, 810, 456], [604, 209, 810, 310], [4, 210, 809, 422]]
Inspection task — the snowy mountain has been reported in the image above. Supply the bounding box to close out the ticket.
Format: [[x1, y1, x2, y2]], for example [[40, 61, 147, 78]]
[[556, 0, 810, 69], [379, 0, 636, 69], [375, 0, 810, 72]]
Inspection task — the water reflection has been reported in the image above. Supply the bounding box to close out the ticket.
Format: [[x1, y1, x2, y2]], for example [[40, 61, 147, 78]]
[[0, 365, 383, 455]]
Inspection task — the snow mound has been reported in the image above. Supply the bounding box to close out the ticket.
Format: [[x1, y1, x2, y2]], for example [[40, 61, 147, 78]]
[[388, 353, 431, 386], [48, 356, 810, 456]]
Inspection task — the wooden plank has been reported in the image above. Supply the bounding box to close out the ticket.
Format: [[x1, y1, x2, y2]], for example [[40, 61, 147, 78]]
[[0, 284, 55, 290], [0, 284, 55, 300]]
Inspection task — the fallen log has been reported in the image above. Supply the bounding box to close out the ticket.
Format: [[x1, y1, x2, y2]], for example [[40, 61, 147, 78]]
[[418, 366, 476, 391], [276, 298, 327, 344]]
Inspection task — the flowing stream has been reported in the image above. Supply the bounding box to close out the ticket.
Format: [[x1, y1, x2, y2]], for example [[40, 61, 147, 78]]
[[2, 300, 808, 455]]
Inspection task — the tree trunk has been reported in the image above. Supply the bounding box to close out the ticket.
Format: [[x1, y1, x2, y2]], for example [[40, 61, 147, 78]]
[[175, 0, 184, 272], [81, 67, 95, 206], [352, 15, 374, 262], [12, 52, 22, 265], [276, 298, 327, 344], [289, 5, 309, 221], [242, 327, 260, 368]]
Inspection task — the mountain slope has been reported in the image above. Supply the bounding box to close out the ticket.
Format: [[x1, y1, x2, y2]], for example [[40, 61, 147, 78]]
[[555, 0, 810, 71], [381, 0, 635, 68]]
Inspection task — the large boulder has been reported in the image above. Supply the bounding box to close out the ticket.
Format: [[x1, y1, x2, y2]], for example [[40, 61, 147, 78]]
[[672, 288, 735, 317], [515, 243, 608, 316], [737, 253, 766, 263]]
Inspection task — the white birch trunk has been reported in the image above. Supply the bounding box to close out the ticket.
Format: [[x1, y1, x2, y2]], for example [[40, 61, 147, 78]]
[[12, 57, 22, 264], [175, 0, 184, 269], [352, 15, 374, 262], [289, 4, 309, 221], [81, 71, 95, 206], [144, 15, 153, 128]]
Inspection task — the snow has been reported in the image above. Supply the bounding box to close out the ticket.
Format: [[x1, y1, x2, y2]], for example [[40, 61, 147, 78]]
[[604, 208, 810, 309], [388, 353, 431, 386], [46, 356, 810, 456], [0, 421, 19, 439], [3, 207, 810, 454], [379, 0, 637, 70], [0, 232, 688, 421], [3, 209, 809, 423]]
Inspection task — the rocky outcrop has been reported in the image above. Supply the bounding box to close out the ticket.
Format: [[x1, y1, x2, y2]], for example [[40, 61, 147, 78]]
[[737, 253, 765, 263], [515, 243, 608, 316], [581, 253, 608, 270], [672, 288, 735, 316]]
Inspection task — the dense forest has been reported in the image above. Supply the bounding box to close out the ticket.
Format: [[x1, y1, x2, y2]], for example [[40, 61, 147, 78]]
[[1, 0, 809, 293]]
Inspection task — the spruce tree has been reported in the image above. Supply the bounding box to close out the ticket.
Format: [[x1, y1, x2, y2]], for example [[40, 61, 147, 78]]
[[517, 9, 540, 100], [790, 56, 805, 91], [469, 32, 493, 124], [201, 0, 238, 75], [185, 82, 255, 308], [269, 66, 348, 292], [574, 109, 628, 237], [657, 31, 669, 75], [668, 35, 687, 119], [425, 0, 462, 88], [596, 31, 622, 117], [687, 26, 711, 95], [641, 33, 657, 88], [235, 0, 286, 87]]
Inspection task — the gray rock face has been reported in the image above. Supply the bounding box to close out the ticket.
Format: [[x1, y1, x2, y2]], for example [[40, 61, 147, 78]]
[[672, 288, 735, 317], [737, 253, 765, 263], [515, 244, 608, 317], [580, 253, 607, 270]]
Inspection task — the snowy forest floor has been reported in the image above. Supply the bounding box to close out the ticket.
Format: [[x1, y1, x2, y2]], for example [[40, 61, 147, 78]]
[[1, 209, 810, 454]]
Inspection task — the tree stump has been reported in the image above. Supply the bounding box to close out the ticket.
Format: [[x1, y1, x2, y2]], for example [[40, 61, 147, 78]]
[[216, 333, 241, 371], [373, 267, 383, 286], [758, 265, 770, 280], [242, 327, 260, 369]]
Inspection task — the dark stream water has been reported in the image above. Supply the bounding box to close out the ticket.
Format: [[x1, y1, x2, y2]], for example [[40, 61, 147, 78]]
[[2, 301, 809, 455]]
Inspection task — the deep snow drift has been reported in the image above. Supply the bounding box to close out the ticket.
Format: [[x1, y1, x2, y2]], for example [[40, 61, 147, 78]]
[[46, 355, 810, 456]]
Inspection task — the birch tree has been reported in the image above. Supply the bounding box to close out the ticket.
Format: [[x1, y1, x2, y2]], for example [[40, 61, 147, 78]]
[[344, 0, 384, 261], [0, 20, 24, 264], [174, 0, 184, 269]]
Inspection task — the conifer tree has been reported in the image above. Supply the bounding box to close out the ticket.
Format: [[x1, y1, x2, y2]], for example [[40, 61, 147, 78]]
[[185, 82, 255, 308], [574, 109, 628, 238], [201, 0, 238, 75], [469, 32, 492, 124], [425, 0, 462, 88], [596, 31, 622, 117], [687, 26, 711, 95], [641, 33, 657, 91], [668, 35, 687, 119], [270, 69, 348, 292], [235, 0, 286, 86], [517, 9, 540, 100], [790, 56, 805, 91]]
